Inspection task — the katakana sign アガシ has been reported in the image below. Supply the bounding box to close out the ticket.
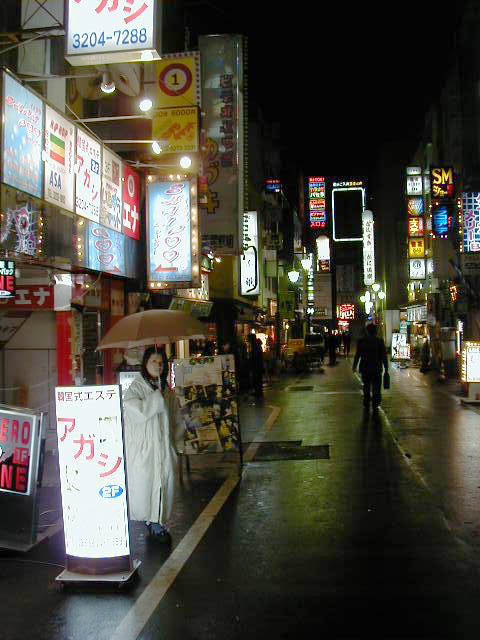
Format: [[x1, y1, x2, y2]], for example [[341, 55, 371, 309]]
[[55, 385, 130, 559], [75, 129, 101, 223]]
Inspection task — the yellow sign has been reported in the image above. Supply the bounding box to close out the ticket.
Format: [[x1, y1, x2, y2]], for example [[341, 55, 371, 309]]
[[409, 238, 425, 258], [155, 53, 201, 108], [152, 107, 199, 153]]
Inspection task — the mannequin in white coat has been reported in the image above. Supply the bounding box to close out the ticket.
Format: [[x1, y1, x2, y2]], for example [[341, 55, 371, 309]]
[[123, 346, 184, 542]]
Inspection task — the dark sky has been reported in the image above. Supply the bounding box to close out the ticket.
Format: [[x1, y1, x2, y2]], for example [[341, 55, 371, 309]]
[[189, 1, 467, 178]]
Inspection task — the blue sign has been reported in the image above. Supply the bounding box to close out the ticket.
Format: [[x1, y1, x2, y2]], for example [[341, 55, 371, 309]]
[[99, 485, 124, 499], [463, 192, 480, 252], [148, 180, 192, 284], [88, 222, 125, 276], [432, 203, 453, 237], [2, 72, 44, 198]]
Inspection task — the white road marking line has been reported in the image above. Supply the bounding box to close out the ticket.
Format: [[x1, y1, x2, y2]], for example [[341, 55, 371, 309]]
[[109, 403, 282, 640]]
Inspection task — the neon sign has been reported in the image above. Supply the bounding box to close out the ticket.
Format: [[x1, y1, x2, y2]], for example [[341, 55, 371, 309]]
[[308, 176, 327, 229]]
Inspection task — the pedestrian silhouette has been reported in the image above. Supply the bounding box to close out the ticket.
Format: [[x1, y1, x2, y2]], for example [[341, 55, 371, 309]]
[[352, 323, 388, 412]]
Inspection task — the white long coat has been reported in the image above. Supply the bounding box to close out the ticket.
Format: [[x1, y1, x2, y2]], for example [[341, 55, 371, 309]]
[[123, 376, 184, 524]]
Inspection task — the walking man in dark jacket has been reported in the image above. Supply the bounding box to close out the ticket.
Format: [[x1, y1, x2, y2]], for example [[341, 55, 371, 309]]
[[352, 323, 388, 411]]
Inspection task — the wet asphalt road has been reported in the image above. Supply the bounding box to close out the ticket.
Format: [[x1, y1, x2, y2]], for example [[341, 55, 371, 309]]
[[2, 358, 480, 639]]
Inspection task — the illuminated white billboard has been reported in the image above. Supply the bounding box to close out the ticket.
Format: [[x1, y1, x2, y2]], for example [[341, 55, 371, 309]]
[[462, 342, 480, 382], [362, 209, 375, 285], [409, 258, 425, 279], [240, 211, 259, 295], [406, 175, 423, 196], [75, 129, 101, 223], [147, 178, 200, 289], [65, 0, 159, 65], [55, 385, 130, 559], [44, 106, 75, 212]]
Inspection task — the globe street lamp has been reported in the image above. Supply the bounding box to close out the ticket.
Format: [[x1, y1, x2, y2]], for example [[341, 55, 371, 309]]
[[288, 269, 300, 284]]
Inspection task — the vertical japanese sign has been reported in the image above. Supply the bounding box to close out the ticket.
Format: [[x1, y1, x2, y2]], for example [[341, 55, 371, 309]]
[[2, 72, 44, 198], [0, 260, 16, 299], [362, 209, 375, 285], [308, 176, 327, 229], [462, 192, 480, 252], [0, 409, 37, 495], [101, 148, 122, 231], [65, 0, 158, 65], [44, 105, 75, 212], [199, 35, 243, 254], [240, 211, 259, 295], [122, 163, 141, 240], [55, 385, 130, 559], [75, 129, 101, 223], [147, 179, 199, 288]]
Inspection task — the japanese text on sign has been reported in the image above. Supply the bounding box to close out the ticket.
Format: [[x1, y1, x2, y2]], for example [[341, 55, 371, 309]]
[[55, 385, 130, 559], [75, 130, 101, 223]]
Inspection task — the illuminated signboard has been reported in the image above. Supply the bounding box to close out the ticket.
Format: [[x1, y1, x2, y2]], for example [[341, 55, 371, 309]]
[[155, 52, 201, 109], [44, 105, 75, 212], [408, 216, 424, 237], [406, 175, 422, 196], [406, 166, 421, 175], [408, 238, 425, 258], [147, 178, 200, 289], [308, 176, 327, 229], [407, 197, 424, 216], [122, 164, 141, 240], [338, 304, 355, 320], [410, 258, 425, 279], [100, 148, 123, 232], [75, 129, 101, 223], [0, 260, 15, 299], [265, 179, 281, 193], [431, 167, 454, 199], [152, 107, 199, 153], [391, 332, 410, 360], [2, 72, 44, 198], [461, 342, 480, 382], [362, 209, 375, 285], [0, 408, 38, 495], [462, 192, 480, 252], [432, 203, 453, 237], [241, 211, 259, 295], [55, 385, 130, 561], [65, 0, 159, 65], [332, 183, 366, 241], [88, 223, 126, 276]]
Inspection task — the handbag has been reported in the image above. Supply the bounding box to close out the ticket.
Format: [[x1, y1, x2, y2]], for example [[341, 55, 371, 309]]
[[383, 371, 390, 390]]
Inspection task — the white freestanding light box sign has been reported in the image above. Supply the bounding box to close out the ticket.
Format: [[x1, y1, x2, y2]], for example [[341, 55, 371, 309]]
[[55, 384, 139, 583], [461, 342, 480, 404]]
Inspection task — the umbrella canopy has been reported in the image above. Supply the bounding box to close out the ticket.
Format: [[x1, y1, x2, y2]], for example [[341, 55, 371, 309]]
[[97, 309, 206, 350]]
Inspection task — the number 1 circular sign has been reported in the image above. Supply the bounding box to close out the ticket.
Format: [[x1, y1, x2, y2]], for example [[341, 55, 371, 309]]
[[158, 63, 193, 97]]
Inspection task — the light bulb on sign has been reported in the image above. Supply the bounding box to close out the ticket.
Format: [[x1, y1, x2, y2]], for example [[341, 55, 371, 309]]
[[378, 291, 386, 299], [151, 141, 162, 155], [180, 156, 192, 169], [139, 97, 153, 112]]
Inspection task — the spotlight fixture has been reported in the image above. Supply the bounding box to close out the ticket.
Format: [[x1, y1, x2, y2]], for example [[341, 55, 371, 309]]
[[100, 71, 116, 94], [139, 97, 153, 112], [180, 155, 192, 169], [141, 50, 154, 61], [151, 141, 162, 154]]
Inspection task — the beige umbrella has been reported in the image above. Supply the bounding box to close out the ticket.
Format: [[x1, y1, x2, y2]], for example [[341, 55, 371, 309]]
[[96, 309, 206, 350]]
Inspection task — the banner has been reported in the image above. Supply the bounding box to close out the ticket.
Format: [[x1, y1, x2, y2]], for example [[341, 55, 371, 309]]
[[2, 72, 44, 198], [172, 355, 241, 454], [199, 35, 244, 253], [152, 107, 199, 153], [75, 129, 101, 223], [362, 209, 375, 285], [122, 164, 140, 240], [55, 385, 130, 559], [155, 53, 201, 108], [44, 106, 75, 211], [101, 148, 122, 232]]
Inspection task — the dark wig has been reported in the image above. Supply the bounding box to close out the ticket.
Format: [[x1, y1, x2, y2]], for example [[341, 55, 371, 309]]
[[141, 346, 169, 391]]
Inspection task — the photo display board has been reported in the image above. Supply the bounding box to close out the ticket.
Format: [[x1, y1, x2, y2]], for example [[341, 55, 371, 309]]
[[172, 355, 241, 454], [55, 385, 130, 560]]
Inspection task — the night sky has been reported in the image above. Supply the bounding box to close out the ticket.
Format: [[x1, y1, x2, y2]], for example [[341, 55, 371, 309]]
[[189, 2, 467, 180]]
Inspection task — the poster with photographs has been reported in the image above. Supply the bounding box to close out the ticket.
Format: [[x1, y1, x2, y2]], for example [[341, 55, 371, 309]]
[[172, 355, 241, 454]]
